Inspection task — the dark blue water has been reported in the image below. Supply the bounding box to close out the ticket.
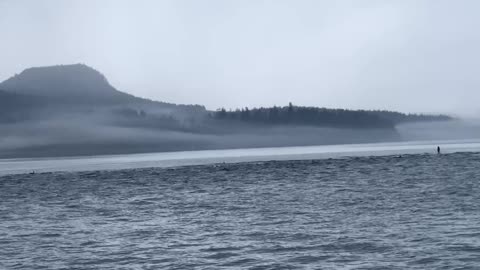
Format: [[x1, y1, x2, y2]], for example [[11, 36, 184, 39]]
[[1, 152, 480, 269]]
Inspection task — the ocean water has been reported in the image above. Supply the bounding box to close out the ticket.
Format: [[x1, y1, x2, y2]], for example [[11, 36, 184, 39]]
[[2, 139, 480, 176], [1, 152, 480, 269]]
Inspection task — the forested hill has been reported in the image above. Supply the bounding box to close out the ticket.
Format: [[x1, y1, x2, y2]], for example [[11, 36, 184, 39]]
[[212, 103, 452, 129], [0, 64, 205, 112]]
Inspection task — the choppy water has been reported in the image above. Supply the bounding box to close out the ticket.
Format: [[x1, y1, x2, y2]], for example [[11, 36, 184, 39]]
[[1, 152, 480, 269]]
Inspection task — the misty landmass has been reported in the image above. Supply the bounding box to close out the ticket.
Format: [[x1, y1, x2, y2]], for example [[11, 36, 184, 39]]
[[0, 64, 464, 158], [213, 105, 450, 129]]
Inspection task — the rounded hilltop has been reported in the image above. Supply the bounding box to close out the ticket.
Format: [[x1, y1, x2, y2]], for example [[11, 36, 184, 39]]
[[0, 63, 125, 103], [0, 63, 206, 112]]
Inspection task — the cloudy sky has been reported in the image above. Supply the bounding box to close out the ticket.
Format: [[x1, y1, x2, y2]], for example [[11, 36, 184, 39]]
[[1, 0, 479, 116]]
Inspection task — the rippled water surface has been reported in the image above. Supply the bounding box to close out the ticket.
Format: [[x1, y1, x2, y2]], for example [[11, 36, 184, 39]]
[[2, 152, 480, 269]]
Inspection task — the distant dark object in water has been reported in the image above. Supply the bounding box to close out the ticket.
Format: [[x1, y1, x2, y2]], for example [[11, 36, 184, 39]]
[[216, 162, 230, 171], [29, 171, 35, 175], [437, 146, 441, 154]]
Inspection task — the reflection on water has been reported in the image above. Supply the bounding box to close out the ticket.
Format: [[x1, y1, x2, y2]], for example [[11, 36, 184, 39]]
[[1, 152, 480, 268], [2, 139, 480, 175]]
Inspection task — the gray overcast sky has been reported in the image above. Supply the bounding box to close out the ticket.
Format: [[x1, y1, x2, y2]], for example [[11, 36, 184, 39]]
[[1, 0, 479, 116]]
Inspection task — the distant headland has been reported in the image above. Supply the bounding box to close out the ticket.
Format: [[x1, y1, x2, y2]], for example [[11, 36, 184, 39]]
[[0, 64, 456, 158]]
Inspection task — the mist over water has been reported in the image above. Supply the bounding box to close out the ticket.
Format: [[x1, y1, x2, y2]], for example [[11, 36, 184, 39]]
[[0, 63, 467, 163], [1, 116, 479, 159], [0, 62, 465, 158], [2, 152, 480, 269], [2, 2, 480, 269]]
